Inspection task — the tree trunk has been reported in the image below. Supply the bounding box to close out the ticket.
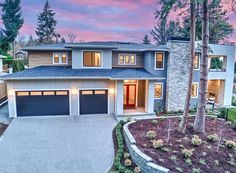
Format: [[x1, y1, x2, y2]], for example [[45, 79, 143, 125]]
[[178, 1, 196, 133], [194, 0, 209, 134], [12, 41, 15, 59]]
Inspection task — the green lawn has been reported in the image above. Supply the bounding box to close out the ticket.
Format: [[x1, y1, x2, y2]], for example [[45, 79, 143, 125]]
[[228, 108, 236, 121]]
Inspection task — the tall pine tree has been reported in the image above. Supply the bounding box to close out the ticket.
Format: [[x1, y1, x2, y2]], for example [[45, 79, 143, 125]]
[[142, 34, 151, 44], [35, 0, 58, 44], [0, 0, 24, 54]]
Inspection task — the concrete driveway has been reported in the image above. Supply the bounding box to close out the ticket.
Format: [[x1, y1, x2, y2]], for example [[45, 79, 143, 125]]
[[0, 115, 117, 173]]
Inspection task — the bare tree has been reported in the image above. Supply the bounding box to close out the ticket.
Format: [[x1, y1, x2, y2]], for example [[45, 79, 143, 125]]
[[166, 119, 175, 144], [194, 0, 209, 133], [216, 124, 224, 152], [67, 34, 76, 43]]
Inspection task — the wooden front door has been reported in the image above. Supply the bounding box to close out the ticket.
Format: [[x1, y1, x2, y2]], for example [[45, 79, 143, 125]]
[[123, 84, 136, 108]]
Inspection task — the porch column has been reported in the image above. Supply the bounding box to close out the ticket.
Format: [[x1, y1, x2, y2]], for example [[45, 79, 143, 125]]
[[115, 80, 124, 115], [145, 80, 155, 114]]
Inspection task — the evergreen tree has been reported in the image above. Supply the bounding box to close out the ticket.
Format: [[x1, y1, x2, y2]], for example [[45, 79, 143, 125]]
[[210, 57, 223, 69], [0, 0, 24, 43], [60, 37, 66, 43], [0, 29, 10, 54], [142, 34, 151, 44], [178, 0, 234, 43], [26, 35, 36, 46], [0, 0, 24, 56], [35, 0, 58, 44]]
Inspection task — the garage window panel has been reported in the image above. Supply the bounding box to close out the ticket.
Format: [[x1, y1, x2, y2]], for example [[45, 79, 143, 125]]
[[43, 91, 55, 95], [56, 91, 68, 95], [95, 90, 106, 94], [81, 91, 93, 95], [17, 92, 29, 96], [30, 91, 42, 96]]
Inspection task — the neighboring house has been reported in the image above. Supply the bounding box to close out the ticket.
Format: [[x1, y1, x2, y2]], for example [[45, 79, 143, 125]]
[[1, 38, 235, 117], [15, 50, 28, 60], [0, 55, 8, 102]]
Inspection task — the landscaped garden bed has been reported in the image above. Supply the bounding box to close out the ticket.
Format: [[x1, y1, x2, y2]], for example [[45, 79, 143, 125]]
[[109, 120, 141, 173], [128, 117, 236, 173]]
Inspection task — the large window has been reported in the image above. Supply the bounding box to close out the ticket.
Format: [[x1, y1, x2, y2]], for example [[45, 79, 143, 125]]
[[191, 83, 198, 98], [53, 53, 68, 64], [118, 54, 136, 65], [155, 83, 163, 99], [83, 51, 101, 67], [155, 52, 164, 69], [194, 54, 200, 70]]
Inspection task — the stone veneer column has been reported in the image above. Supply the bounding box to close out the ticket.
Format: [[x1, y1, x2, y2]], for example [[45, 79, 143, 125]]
[[166, 40, 191, 111], [115, 80, 124, 115]]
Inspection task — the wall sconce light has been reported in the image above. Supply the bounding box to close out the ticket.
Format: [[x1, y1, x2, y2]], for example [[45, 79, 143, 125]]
[[71, 88, 77, 95], [8, 89, 14, 96], [109, 88, 115, 94]]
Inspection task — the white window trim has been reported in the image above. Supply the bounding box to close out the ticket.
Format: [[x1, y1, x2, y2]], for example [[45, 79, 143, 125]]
[[154, 52, 165, 70], [81, 50, 103, 68], [53, 52, 68, 65], [118, 53, 136, 65], [191, 82, 199, 98], [154, 82, 163, 99], [194, 54, 200, 71]]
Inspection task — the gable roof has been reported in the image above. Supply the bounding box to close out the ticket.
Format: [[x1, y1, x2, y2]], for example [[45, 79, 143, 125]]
[[1, 66, 163, 80]]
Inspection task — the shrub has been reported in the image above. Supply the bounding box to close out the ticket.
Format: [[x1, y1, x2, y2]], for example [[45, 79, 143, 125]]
[[191, 135, 202, 146], [207, 134, 219, 142], [199, 158, 206, 165], [218, 107, 227, 119], [181, 149, 193, 158], [113, 121, 133, 172], [134, 167, 141, 173], [232, 96, 236, 106], [225, 140, 236, 149], [152, 139, 164, 149], [192, 168, 201, 173], [146, 130, 156, 140], [185, 158, 192, 165], [175, 167, 183, 172], [159, 116, 165, 120], [232, 121, 236, 130], [151, 119, 158, 125], [124, 159, 132, 167], [123, 153, 130, 159]]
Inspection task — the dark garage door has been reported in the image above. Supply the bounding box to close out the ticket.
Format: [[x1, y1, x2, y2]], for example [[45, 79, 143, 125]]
[[16, 90, 69, 116], [80, 90, 108, 114]]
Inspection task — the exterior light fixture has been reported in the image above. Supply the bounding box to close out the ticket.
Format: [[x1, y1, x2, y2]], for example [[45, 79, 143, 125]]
[[71, 88, 77, 95], [109, 88, 115, 94], [8, 89, 14, 96]]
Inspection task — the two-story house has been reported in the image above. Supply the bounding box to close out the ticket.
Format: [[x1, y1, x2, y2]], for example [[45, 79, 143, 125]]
[[2, 38, 235, 117]]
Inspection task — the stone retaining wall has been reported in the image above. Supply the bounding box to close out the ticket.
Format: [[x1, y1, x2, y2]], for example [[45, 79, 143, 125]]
[[123, 122, 169, 173]]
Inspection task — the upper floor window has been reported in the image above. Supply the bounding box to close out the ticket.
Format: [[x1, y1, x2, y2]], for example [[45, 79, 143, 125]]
[[194, 54, 200, 70], [191, 83, 198, 98], [155, 83, 163, 99], [83, 51, 101, 67], [53, 53, 68, 64], [155, 52, 164, 70], [118, 54, 136, 65]]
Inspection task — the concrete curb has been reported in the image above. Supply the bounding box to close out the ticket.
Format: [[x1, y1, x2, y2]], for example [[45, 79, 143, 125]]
[[123, 121, 169, 173]]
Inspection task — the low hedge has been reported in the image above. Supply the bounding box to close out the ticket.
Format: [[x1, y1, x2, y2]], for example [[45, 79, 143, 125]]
[[114, 120, 134, 173]]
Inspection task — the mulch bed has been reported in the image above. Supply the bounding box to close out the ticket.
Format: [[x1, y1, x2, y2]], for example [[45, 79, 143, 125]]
[[0, 123, 8, 136], [129, 117, 236, 173]]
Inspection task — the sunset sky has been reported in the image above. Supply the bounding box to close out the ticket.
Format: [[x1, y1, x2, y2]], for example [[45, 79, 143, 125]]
[[1, 0, 236, 43]]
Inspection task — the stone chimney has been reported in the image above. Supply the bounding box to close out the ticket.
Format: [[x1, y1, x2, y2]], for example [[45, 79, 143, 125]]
[[165, 38, 191, 111]]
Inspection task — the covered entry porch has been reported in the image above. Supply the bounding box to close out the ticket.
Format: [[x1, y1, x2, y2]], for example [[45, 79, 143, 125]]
[[114, 80, 155, 116]]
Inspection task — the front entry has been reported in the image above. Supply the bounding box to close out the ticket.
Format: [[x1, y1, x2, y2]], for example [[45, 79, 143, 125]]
[[123, 84, 136, 108]]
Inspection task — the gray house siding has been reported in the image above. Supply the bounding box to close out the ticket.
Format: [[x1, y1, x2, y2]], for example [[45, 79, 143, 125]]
[[112, 51, 144, 68], [143, 51, 168, 112]]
